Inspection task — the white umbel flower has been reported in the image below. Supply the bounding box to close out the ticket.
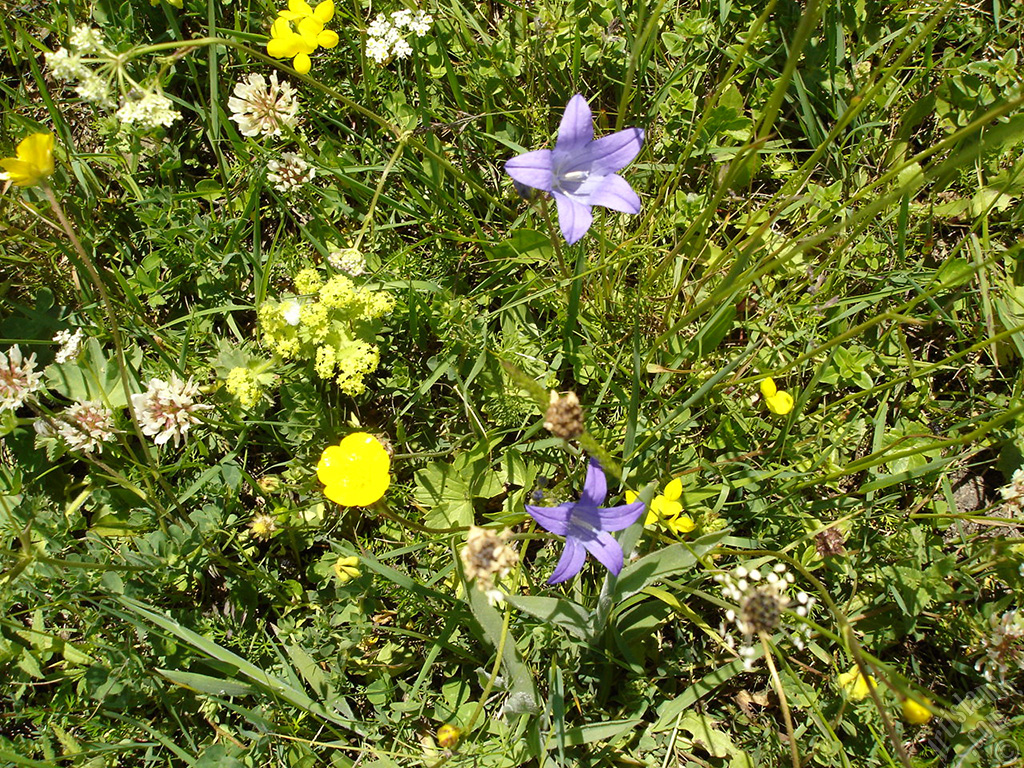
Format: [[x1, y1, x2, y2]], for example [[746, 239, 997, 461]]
[[116, 91, 181, 129], [0, 345, 43, 412], [69, 25, 105, 55], [45, 48, 88, 81], [266, 153, 314, 192], [228, 73, 300, 138], [57, 401, 116, 453], [131, 375, 210, 447], [714, 562, 815, 670]]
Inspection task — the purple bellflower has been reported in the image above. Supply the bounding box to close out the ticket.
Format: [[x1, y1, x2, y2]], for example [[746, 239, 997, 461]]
[[525, 458, 646, 584], [505, 94, 644, 245]]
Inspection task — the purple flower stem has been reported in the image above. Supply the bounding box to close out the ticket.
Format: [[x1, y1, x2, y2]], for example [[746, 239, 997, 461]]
[[538, 195, 568, 279]]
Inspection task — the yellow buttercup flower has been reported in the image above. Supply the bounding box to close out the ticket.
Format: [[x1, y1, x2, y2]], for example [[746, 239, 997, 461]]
[[267, 0, 338, 74], [760, 377, 794, 415], [902, 696, 932, 725], [0, 133, 55, 188], [333, 555, 360, 584], [627, 477, 695, 537], [317, 432, 390, 506], [837, 666, 875, 701]]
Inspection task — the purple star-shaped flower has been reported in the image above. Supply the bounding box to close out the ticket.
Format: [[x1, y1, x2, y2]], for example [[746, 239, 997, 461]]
[[505, 94, 644, 245], [525, 459, 646, 584]]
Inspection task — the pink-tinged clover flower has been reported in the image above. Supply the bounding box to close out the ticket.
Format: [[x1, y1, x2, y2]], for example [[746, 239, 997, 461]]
[[525, 458, 645, 584], [505, 94, 644, 245]]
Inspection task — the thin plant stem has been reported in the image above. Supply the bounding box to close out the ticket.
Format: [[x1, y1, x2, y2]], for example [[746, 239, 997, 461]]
[[352, 131, 411, 250], [538, 195, 567, 278], [761, 634, 801, 768], [42, 184, 176, 519]]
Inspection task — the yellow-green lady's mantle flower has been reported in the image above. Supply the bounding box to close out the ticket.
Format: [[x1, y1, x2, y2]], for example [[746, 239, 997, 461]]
[[626, 478, 695, 537], [267, 0, 339, 74], [317, 432, 390, 506], [760, 377, 794, 415], [0, 133, 55, 187]]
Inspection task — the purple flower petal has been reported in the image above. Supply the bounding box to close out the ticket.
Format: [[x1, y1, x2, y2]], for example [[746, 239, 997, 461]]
[[581, 530, 625, 576], [548, 537, 587, 584], [582, 128, 644, 175], [593, 500, 646, 531], [554, 94, 593, 156], [552, 191, 593, 245], [583, 174, 641, 214], [579, 459, 607, 507], [505, 149, 554, 192], [525, 502, 573, 536]]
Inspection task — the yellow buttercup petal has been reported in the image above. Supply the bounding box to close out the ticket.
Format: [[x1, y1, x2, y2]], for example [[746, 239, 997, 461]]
[[665, 514, 695, 535], [662, 477, 682, 502], [267, 34, 301, 58], [317, 433, 391, 506], [902, 697, 932, 725], [317, 28, 339, 48], [313, 0, 335, 23], [766, 390, 794, 415], [625, 490, 638, 504], [651, 495, 682, 518], [0, 132, 55, 187]]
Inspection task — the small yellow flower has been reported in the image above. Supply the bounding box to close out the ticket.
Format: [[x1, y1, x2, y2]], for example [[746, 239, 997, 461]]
[[333, 555, 360, 584], [436, 723, 461, 749], [267, 0, 338, 74], [837, 666, 875, 701], [0, 133, 55, 188], [760, 377, 794, 415], [317, 432, 391, 506], [627, 478, 695, 537], [902, 696, 932, 725]]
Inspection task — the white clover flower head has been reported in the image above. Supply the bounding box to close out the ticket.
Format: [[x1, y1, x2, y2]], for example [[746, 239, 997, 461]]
[[45, 48, 88, 81], [57, 401, 117, 453], [0, 345, 43, 412], [266, 153, 314, 193], [327, 246, 366, 276], [53, 328, 86, 364], [69, 25, 105, 55], [228, 72, 300, 138], [75, 70, 115, 109], [116, 90, 181, 129], [714, 561, 815, 670], [131, 375, 211, 447], [974, 610, 1024, 684]]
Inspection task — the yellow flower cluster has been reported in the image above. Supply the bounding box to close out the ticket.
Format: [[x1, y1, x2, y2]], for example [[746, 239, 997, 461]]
[[627, 478, 695, 537], [225, 366, 263, 408], [317, 432, 391, 506], [258, 268, 394, 396], [0, 133, 55, 188], [267, 0, 339, 75]]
